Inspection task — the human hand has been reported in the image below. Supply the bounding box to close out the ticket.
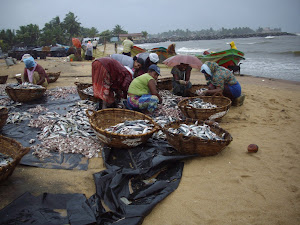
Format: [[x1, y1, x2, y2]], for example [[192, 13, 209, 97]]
[[178, 80, 186, 85]]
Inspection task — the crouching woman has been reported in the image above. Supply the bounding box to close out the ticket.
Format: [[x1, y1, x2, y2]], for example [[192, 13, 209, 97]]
[[127, 65, 162, 113], [200, 61, 242, 101], [22, 56, 49, 87]]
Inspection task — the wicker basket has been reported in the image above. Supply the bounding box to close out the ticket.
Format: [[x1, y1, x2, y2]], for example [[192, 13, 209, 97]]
[[48, 72, 61, 83], [157, 77, 173, 90], [86, 108, 160, 149], [0, 75, 8, 84], [0, 135, 30, 182], [162, 119, 233, 156], [178, 95, 232, 121], [74, 82, 101, 103], [187, 84, 208, 97], [15, 76, 22, 84], [0, 107, 8, 130], [5, 86, 46, 102]]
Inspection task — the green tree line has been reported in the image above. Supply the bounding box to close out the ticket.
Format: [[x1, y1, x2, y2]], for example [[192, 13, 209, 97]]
[[0, 12, 134, 52]]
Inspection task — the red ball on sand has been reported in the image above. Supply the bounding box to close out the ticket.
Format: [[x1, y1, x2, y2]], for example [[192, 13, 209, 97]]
[[248, 144, 259, 153]]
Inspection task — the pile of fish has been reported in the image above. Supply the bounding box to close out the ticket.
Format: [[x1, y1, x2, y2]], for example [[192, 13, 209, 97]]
[[152, 116, 177, 139], [168, 123, 225, 140], [82, 86, 94, 95], [28, 100, 95, 139], [0, 153, 14, 167], [28, 100, 102, 159], [27, 105, 49, 114], [7, 83, 44, 89], [7, 112, 32, 124], [31, 136, 101, 159], [0, 84, 7, 95], [153, 90, 185, 119], [187, 98, 217, 109], [105, 120, 154, 135], [195, 88, 208, 96], [46, 86, 77, 100]]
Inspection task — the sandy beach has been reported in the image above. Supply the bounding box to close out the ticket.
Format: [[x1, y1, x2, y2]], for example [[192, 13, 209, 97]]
[[0, 43, 299, 224]]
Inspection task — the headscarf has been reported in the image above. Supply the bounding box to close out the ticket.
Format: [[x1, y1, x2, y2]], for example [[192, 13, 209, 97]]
[[149, 53, 159, 63], [201, 64, 212, 76], [24, 56, 36, 69], [23, 57, 37, 83]]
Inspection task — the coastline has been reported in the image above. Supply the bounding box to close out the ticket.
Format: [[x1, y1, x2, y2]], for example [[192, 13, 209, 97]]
[[0, 45, 299, 225], [135, 32, 296, 44]]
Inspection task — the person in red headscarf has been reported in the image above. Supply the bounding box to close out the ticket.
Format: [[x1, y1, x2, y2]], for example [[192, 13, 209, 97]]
[[92, 57, 133, 109]]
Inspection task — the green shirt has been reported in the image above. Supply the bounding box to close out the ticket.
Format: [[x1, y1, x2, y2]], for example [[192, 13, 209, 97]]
[[122, 39, 134, 53], [128, 73, 154, 96]]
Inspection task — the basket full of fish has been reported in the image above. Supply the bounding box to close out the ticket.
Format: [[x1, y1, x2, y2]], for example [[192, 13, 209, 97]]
[[74, 82, 102, 103], [157, 77, 173, 90], [5, 83, 47, 103], [178, 95, 232, 121], [162, 119, 233, 156], [187, 84, 209, 97], [48, 71, 61, 83], [86, 108, 160, 149], [0, 135, 30, 182]]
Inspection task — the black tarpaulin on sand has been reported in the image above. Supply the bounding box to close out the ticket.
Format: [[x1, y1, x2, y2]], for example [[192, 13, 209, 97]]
[[0, 138, 196, 225], [0, 94, 89, 170]]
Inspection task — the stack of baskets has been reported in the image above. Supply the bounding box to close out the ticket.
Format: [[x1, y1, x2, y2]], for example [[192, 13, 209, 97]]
[[157, 77, 173, 90], [187, 84, 208, 97], [86, 108, 160, 149], [47, 72, 61, 83], [74, 82, 101, 102], [0, 107, 8, 130], [162, 119, 233, 156], [178, 95, 232, 121], [0, 75, 8, 84], [0, 135, 30, 182], [5, 85, 46, 102]]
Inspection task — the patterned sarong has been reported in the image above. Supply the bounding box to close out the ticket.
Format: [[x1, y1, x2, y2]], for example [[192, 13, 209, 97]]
[[127, 94, 159, 113]]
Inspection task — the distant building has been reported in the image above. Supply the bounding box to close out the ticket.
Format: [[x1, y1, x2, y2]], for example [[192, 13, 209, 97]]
[[119, 33, 143, 41], [262, 27, 281, 33]]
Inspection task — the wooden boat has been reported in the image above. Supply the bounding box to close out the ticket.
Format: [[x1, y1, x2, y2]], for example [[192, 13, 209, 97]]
[[196, 49, 245, 69], [131, 46, 146, 57], [150, 44, 176, 63]]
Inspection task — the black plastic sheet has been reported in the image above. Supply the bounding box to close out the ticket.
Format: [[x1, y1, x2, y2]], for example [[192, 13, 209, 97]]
[[87, 139, 196, 225], [0, 192, 96, 225], [0, 94, 89, 170]]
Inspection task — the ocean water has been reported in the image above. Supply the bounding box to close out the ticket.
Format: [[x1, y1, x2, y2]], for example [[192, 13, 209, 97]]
[[136, 35, 300, 82]]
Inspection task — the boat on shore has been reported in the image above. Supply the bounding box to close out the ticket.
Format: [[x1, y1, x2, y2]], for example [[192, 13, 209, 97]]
[[196, 49, 245, 69]]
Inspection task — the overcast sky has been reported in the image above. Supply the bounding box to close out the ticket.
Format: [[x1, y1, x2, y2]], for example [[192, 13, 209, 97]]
[[0, 0, 299, 34]]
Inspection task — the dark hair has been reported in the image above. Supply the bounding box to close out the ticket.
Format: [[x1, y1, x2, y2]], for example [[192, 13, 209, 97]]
[[136, 57, 144, 66], [128, 36, 133, 41]]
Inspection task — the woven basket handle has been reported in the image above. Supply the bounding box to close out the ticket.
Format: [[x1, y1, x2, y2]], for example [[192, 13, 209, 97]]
[[86, 109, 95, 118]]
